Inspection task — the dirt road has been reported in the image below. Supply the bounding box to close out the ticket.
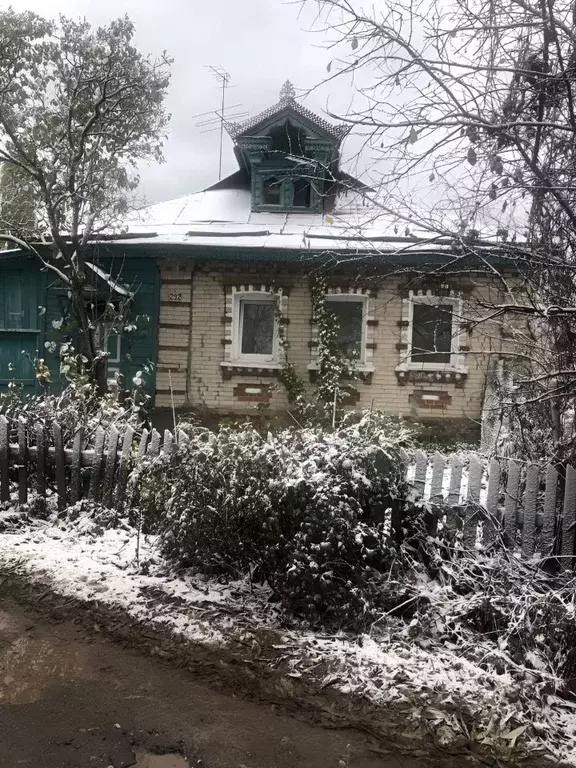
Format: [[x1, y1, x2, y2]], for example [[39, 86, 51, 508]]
[[0, 597, 423, 768]]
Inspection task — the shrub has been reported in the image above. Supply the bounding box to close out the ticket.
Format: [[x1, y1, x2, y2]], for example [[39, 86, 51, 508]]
[[136, 412, 414, 629], [0, 347, 148, 443]]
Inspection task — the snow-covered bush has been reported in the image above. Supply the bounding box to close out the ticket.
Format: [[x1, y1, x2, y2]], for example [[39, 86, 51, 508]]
[[136, 413, 415, 628]]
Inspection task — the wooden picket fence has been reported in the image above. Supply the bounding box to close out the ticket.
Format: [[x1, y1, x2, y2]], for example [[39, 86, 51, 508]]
[[406, 451, 575, 563], [1, 415, 575, 565], [0, 415, 173, 512]]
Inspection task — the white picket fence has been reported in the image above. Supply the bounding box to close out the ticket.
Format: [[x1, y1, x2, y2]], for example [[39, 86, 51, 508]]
[[405, 451, 574, 562]]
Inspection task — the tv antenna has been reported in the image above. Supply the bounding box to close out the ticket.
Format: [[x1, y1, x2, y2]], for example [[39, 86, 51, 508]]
[[194, 66, 248, 180]]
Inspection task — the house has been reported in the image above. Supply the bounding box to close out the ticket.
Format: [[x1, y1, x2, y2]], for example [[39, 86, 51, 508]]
[[0, 82, 510, 436]]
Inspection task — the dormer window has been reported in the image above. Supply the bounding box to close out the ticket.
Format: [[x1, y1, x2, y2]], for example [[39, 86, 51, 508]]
[[228, 81, 348, 216], [292, 178, 311, 208], [263, 177, 282, 206]]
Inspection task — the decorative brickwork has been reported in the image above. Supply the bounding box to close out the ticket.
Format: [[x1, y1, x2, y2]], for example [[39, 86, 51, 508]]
[[409, 390, 453, 409], [233, 383, 272, 403]]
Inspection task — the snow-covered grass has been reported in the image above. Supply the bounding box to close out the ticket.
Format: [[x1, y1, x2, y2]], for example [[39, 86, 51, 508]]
[[0, 510, 575, 767]]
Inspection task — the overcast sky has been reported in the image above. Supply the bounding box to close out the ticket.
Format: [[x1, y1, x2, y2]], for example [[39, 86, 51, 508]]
[[10, 0, 358, 204]]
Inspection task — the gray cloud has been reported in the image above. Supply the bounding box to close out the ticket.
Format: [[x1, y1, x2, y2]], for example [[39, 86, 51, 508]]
[[11, 0, 361, 203]]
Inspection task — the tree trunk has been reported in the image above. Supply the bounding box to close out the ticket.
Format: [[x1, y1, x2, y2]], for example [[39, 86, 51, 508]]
[[69, 275, 107, 397]]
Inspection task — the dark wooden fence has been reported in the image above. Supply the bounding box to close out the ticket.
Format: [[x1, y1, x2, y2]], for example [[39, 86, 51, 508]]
[[0, 416, 176, 511], [1, 416, 574, 565]]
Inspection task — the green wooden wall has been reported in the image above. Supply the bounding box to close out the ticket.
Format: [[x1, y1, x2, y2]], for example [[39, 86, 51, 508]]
[[0, 247, 160, 398]]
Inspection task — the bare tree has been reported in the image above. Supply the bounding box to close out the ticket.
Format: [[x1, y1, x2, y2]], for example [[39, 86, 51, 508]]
[[0, 10, 171, 393], [303, 0, 576, 460]]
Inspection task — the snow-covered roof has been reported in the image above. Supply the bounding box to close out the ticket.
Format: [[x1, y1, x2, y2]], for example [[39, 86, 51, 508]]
[[117, 186, 468, 256]]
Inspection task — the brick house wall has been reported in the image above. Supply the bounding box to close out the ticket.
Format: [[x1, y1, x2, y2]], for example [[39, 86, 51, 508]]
[[155, 259, 505, 423]]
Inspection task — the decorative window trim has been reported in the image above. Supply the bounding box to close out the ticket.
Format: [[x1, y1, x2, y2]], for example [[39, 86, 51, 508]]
[[309, 287, 376, 373], [395, 288, 468, 384], [252, 171, 322, 213], [222, 284, 287, 372]]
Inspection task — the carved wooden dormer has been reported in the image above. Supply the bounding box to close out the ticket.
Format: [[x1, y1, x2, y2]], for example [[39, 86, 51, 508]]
[[226, 81, 350, 213]]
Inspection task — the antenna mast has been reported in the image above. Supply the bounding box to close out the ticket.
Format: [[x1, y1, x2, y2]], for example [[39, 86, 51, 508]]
[[195, 66, 247, 181]]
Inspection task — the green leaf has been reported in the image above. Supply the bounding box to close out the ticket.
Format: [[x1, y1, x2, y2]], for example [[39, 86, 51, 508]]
[[351, 37, 358, 50], [490, 155, 503, 175], [502, 724, 528, 745], [408, 127, 418, 144], [325, 215, 334, 225]]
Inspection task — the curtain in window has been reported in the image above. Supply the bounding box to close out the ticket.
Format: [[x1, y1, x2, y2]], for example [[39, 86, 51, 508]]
[[325, 300, 364, 360], [411, 303, 453, 363], [241, 301, 275, 355]]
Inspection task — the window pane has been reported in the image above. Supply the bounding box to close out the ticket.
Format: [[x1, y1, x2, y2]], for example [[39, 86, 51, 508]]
[[263, 177, 282, 205], [0, 274, 24, 329], [241, 301, 275, 355], [293, 178, 311, 207], [411, 303, 453, 363], [326, 300, 363, 360]]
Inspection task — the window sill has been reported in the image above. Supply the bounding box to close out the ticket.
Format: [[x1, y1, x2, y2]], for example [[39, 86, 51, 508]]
[[395, 366, 468, 389], [223, 361, 282, 370], [221, 361, 282, 379], [396, 363, 468, 374], [307, 363, 375, 374]]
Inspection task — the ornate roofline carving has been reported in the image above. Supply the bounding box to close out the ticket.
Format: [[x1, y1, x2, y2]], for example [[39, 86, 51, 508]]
[[226, 80, 350, 142]]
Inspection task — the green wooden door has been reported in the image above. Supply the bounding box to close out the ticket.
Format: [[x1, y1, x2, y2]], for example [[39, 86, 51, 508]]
[[0, 270, 42, 390]]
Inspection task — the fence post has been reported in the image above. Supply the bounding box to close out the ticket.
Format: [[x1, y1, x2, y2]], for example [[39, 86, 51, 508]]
[[102, 426, 120, 508], [70, 428, 83, 504], [504, 460, 521, 547], [147, 429, 161, 458], [162, 430, 175, 455], [463, 454, 482, 550], [561, 464, 576, 569], [413, 451, 427, 499], [115, 426, 134, 509], [0, 416, 9, 503], [53, 421, 67, 511], [137, 428, 149, 462], [521, 463, 539, 558], [35, 422, 46, 498], [17, 418, 27, 505], [89, 427, 106, 502], [428, 452, 446, 535], [541, 464, 559, 557], [483, 458, 501, 546]]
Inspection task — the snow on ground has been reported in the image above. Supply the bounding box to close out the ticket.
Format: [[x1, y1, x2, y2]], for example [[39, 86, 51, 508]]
[[0, 512, 575, 765], [0, 514, 283, 648]]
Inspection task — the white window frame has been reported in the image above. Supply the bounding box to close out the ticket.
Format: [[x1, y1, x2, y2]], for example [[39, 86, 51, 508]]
[[231, 291, 280, 366], [308, 288, 375, 373], [324, 293, 368, 367], [403, 293, 465, 372], [107, 332, 121, 364]]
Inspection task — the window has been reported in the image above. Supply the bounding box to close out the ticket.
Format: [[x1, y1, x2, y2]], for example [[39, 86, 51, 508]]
[[325, 297, 365, 364], [0, 273, 39, 330], [410, 300, 454, 365], [233, 294, 278, 364], [292, 178, 311, 208], [262, 177, 282, 206]]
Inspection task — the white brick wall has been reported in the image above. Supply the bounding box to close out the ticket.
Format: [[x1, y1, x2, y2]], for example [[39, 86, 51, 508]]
[[156, 263, 504, 420]]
